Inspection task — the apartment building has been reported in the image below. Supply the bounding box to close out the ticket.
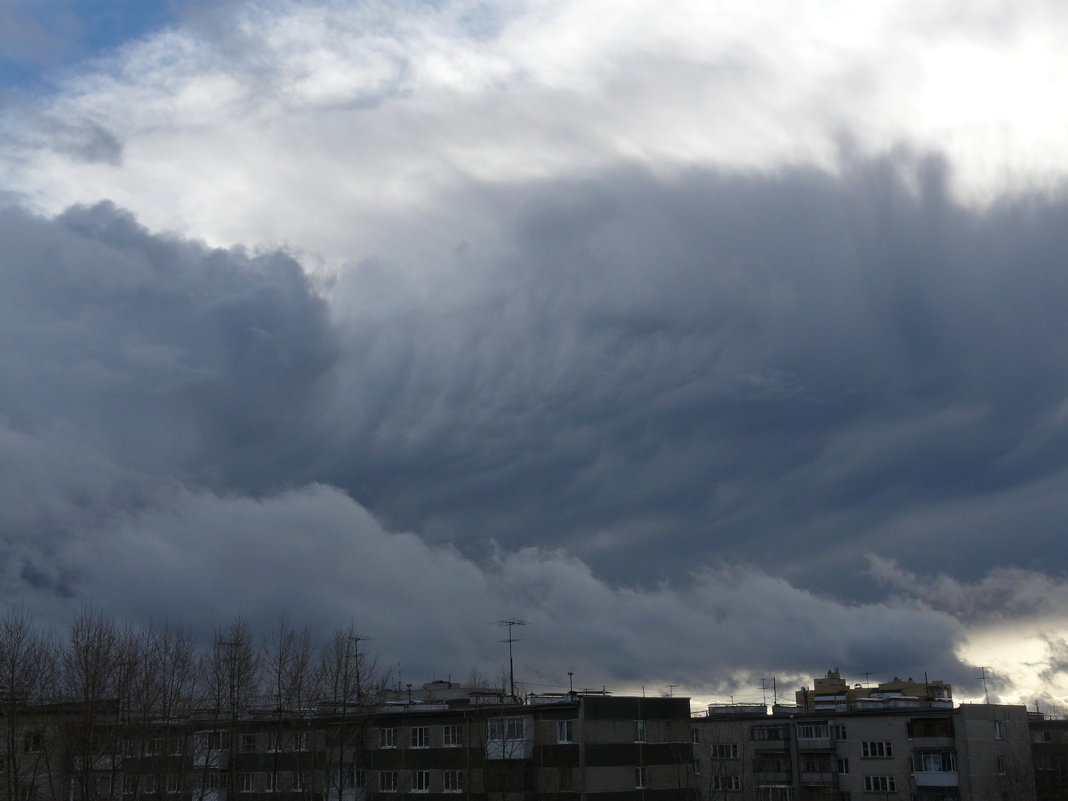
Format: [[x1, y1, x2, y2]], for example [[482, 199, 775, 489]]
[[38, 687, 696, 801], [1027, 718, 1068, 801], [693, 676, 1034, 801]]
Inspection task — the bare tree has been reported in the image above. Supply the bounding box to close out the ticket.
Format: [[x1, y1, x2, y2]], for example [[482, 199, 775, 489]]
[[0, 605, 60, 801], [195, 620, 261, 801], [63, 608, 125, 801], [320, 625, 383, 801]]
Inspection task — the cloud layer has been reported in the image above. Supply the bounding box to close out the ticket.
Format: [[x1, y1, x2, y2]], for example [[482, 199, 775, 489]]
[[6, 156, 1068, 701], [6, 0, 1068, 704]]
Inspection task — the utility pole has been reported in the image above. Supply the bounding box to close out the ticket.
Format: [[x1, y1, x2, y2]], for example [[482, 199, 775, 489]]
[[350, 635, 369, 699], [497, 620, 526, 699]]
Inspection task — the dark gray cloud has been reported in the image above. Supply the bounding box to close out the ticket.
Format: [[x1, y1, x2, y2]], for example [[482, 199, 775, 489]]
[[317, 153, 1068, 592], [4, 152, 1068, 691]]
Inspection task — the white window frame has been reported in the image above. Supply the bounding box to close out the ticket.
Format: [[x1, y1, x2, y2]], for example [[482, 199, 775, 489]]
[[634, 720, 647, 743], [239, 773, 254, 793], [861, 741, 893, 758], [381, 728, 397, 749], [444, 770, 463, 793], [557, 720, 573, 744], [411, 771, 430, 793], [712, 743, 739, 759], [712, 775, 742, 791], [443, 725, 463, 747], [380, 771, 398, 793], [863, 776, 896, 792], [411, 726, 430, 748], [635, 766, 648, 789]]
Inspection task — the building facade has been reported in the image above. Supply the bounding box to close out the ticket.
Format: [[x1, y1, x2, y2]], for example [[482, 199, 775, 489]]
[[694, 683, 1034, 801]]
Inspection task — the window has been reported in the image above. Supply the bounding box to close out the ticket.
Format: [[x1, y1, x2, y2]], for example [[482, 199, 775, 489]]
[[832, 725, 847, 741], [381, 728, 397, 748], [634, 720, 647, 743], [266, 773, 278, 793], [355, 769, 366, 790], [166, 775, 181, 794], [241, 734, 257, 752], [635, 767, 648, 789], [292, 731, 308, 751], [488, 717, 526, 741], [411, 771, 430, 792], [194, 730, 228, 751], [443, 724, 463, 747], [444, 771, 463, 793], [908, 718, 953, 738], [142, 777, 157, 795], [292, 772, 305, 791], [797, 723, 829, 739], [802, 756, 832, 773], [712, 775, 742, 791], [334, 766, 355, 790], [169, 737, 184, 756], [864, 776, 896, 793], [557, 720, 573, 743], [411, 726, 430, 748], [694, 759, 701, 775], [22, 732, 41, 753], [836, 758, 849, 774], [912, 751, 956, 772], [752, 725, 786, 741], [712, 743, 739, 759], [152, 738, 167, 756], [380, 771, 398, 793], [693, 728, 700, 744], [994, 720, 1004, 740], [202, 773, 224, 791], [997, 756, 1007, 775], [240, 774, 254, 793], [861, 741, 893, 758], [267, 732, 282, 752], [96, 776, 113, 798]]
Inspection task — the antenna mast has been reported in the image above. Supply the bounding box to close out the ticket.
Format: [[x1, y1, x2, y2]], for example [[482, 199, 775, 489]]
[[977, 667, 991, 704], [497, 620, 527, 699]]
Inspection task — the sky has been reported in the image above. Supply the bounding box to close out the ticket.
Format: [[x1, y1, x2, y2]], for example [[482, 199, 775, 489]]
[[4, 0, 1068, 711]]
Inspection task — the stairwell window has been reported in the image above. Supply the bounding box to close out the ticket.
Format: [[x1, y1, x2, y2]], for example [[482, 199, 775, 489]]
[[635, 767, 648, 789], [557, 720, 573, 743], [634, 720, 647, 743]]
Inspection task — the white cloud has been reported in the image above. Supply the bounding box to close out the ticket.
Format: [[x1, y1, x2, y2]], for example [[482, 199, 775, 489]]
[[5, 0, 1068, 264]]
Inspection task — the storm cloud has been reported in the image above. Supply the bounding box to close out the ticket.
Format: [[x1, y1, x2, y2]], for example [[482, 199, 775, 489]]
[[5, 148, 1068, 699]]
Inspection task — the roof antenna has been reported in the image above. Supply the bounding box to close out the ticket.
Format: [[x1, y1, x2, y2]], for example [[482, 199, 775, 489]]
[[977, 667, 991, 704]]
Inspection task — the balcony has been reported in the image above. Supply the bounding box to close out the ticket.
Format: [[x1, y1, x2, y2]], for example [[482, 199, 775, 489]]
[[914, 772, 959, 787], [797, 737, 832, 751]]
